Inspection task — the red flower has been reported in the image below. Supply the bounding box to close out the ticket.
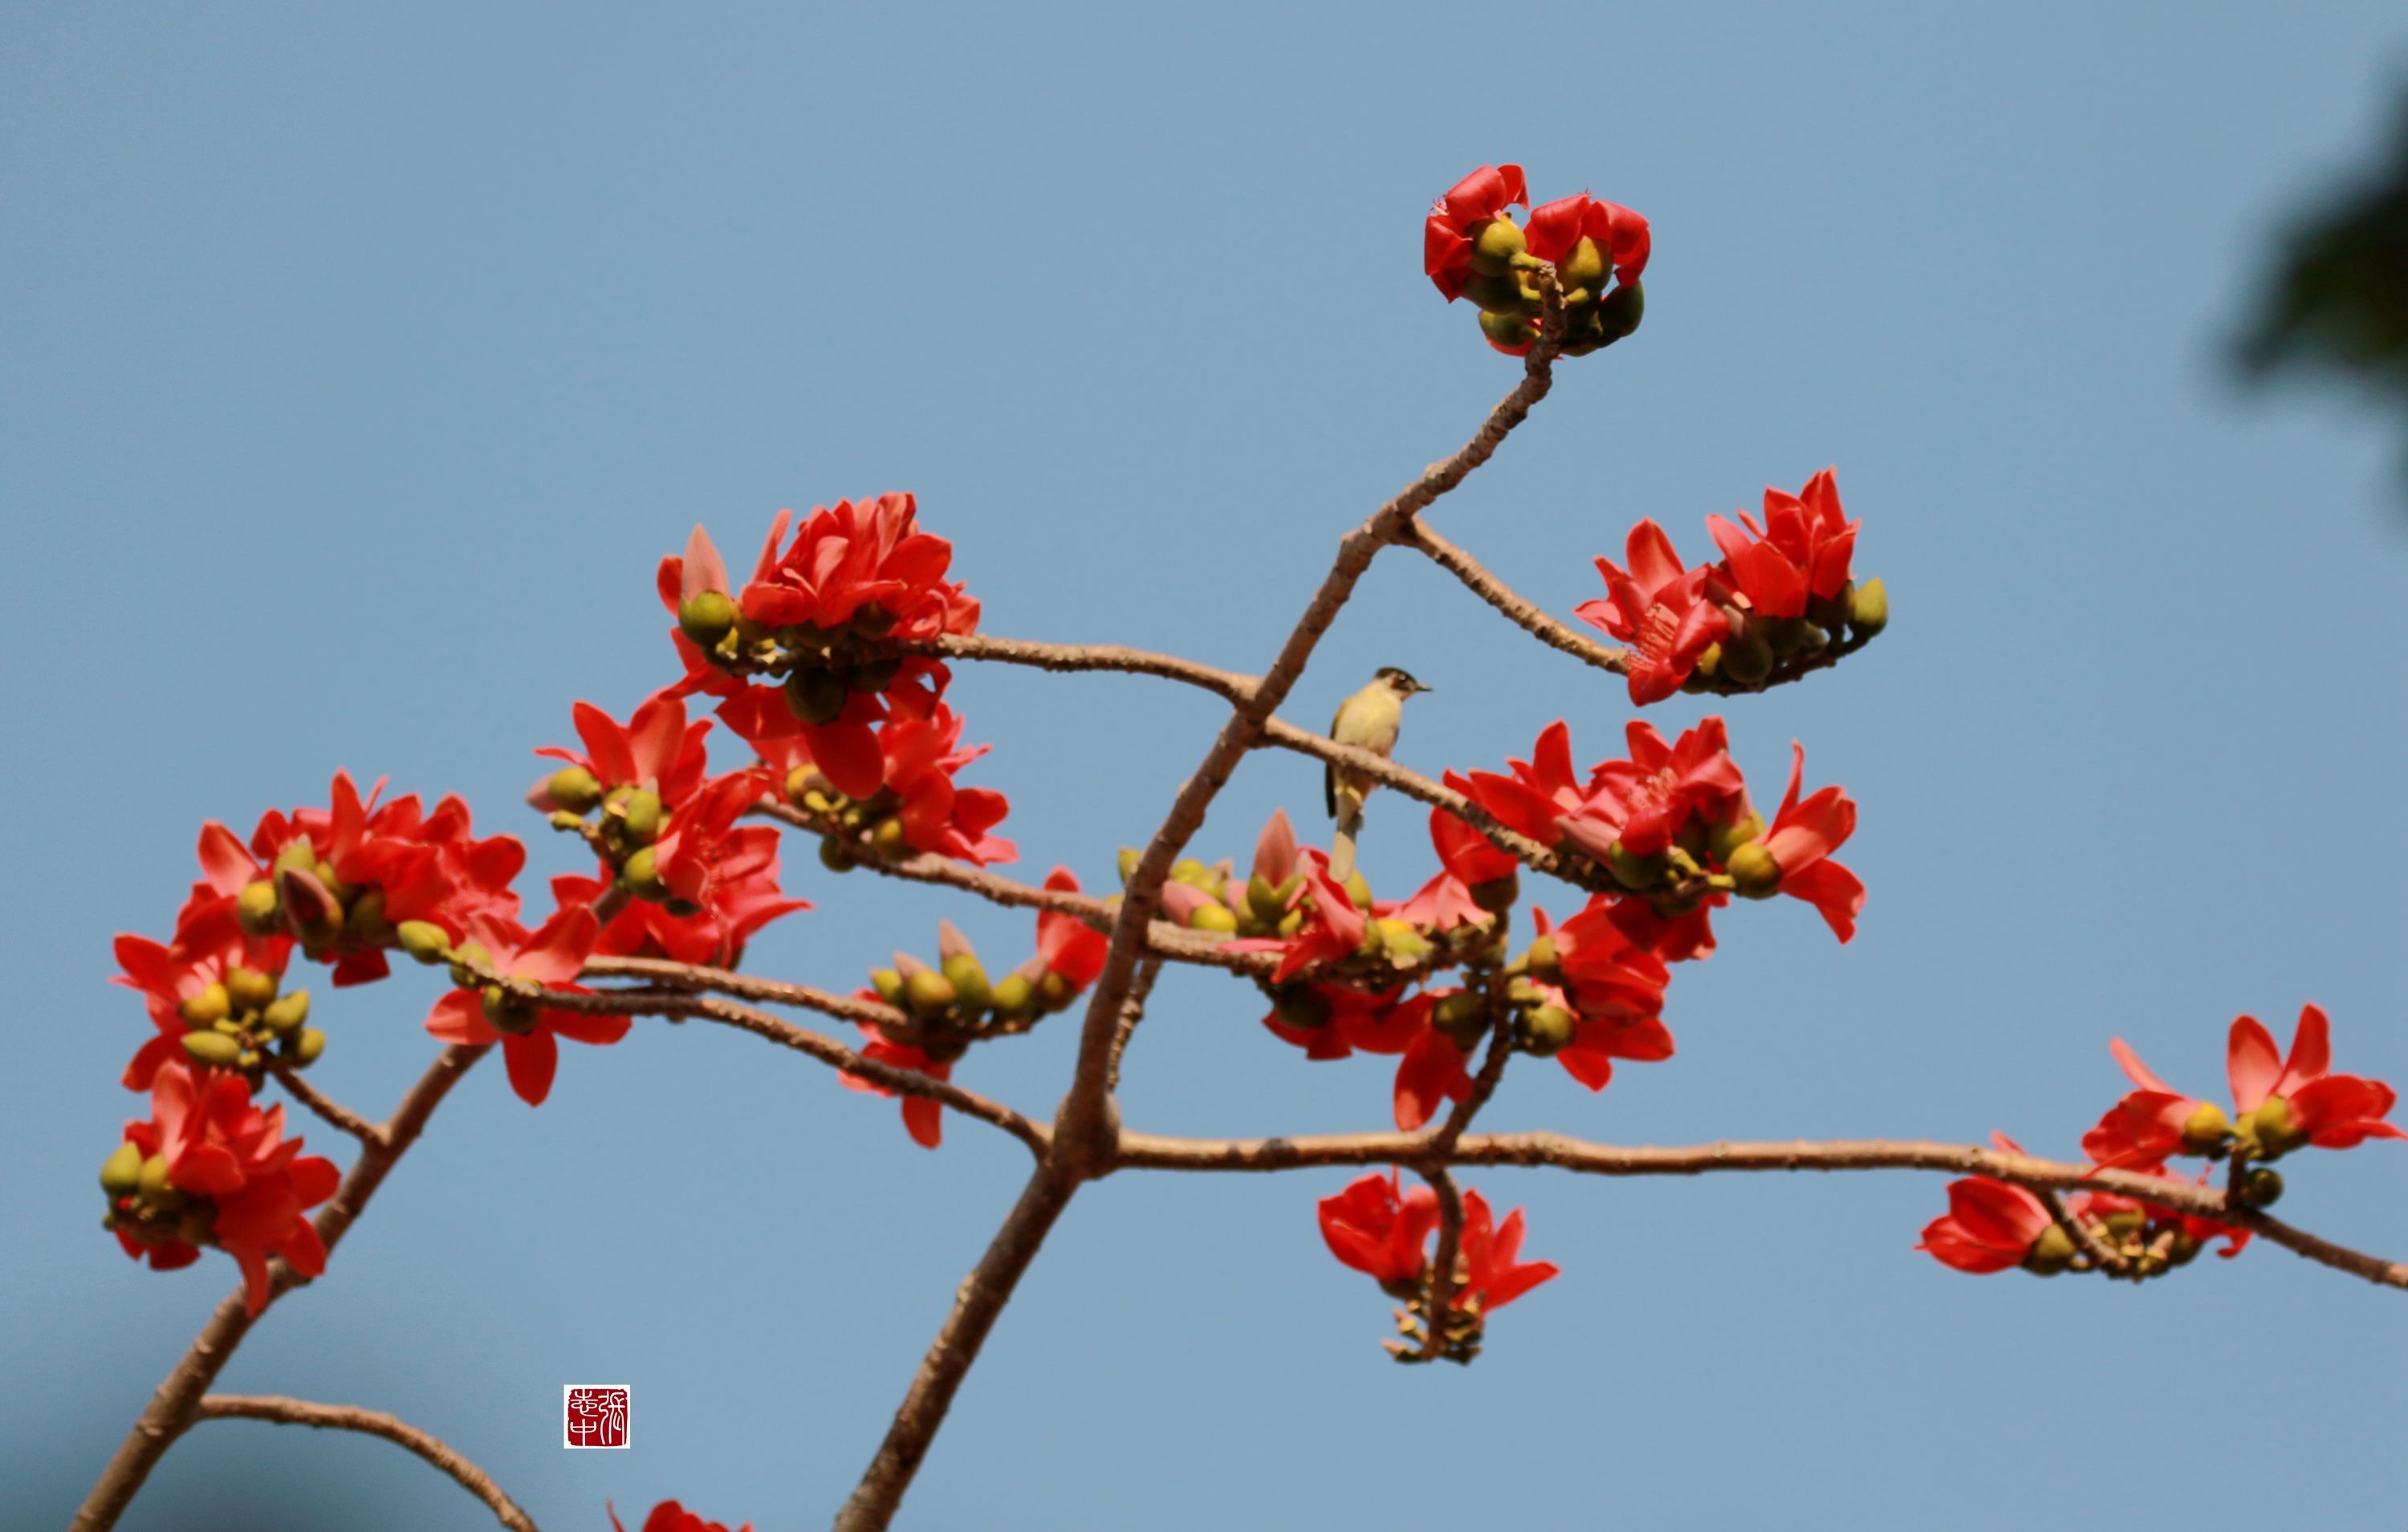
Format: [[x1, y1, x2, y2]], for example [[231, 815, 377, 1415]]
[[1226, 851, 1365, 982], [1393, 1016, 1476, 1132], [114, 889, 295, 1090], [1536, 903, 1675, 1090], [755, 701, 1016, 867], [1752, 741, 1864, 942], [2081, 1038, 2211, 1172], [1424, 165, 1529, 302], [1523, 192, 1651, 290], [609, 1500, 752, 1532], [840, 1026, 955, 1149], [1574, 520, 1729, 705], [1454, 721, 1592, 848], [1580, 717, 1751, 860], [1429, 805, 1519, 887], [1455, 1189, 1560, 1311], [1705, 469, 1858, 621], [2229, 1003, 2407, 1152], [108, 1061, 341, 1315], [1035, 868, 1108, 990], [532, 694, 712, 815], [424, 908, 624, 1107], [1916, 1172, 2053, 1274], [1319, 1170, 1441, 1287]]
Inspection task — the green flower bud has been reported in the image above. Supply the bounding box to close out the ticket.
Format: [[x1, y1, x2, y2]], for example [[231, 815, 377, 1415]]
[[1597, 279, 1644, 342], [181, 1030, 243, 1069], [236, 1048, 262, 1071], [1601, 840, 1665, 892], [1169, 857, 1207, 887], [290, 1027, 328, 1065], [1376, 918, 1432, 961], [1478, 308, 1537, 349], [137, 1152, 182, 1209], [1272, 986, 1332, 1031], [1523, 933, 1561, 981], [1461, 271, 1539, 314], [1277, 908, 1305, 938], [179, 983, 232, 1030], [1342, 871, 1373, 911], [942, 952, 992, 1011], [1117, 847, 1142, 883], [1246, 872, 1288, 924], [622, 845, 668, 901], [903, 969, 958, 1018], [100, 1142, 144, 1197], [1706, 812, 1767, 866], [481, 985, 539, 1034], [820, 835, 858, 872], [1560, 235, 1609, 293], [677, 589, 737, 647], [448, 941, 494, 986], [990, 972, 1035, 1018], [870, 816, 908, 857], [847, 656, 903, 693], [869, 968, 905, 1007], [1190, 903, 1241, 936], [614, 789, 665, 847], [2251, 1095, 2307, 1157], [1036, 970, 1078, 1010], [262, 990, 311, 1034], [2028, 1223, 2078, 1268], [2102, 1209, 2148, 1243], [1467, 216, 1527, 277], [547, 766, 604, 814], [1848, 577, 1889, 636], [225, 967, 279, 1012], [1726, 842, 1782, 898], [2180, 1100, 2234, 1156], [343, 888, 392, 943], [397, 920, 452, 965], [1470, 872, 1519, 913], [784, 667, 851, 725], [1519, 1003, 1579, 1057], [236, 879, 283, 937], [273, 839, 319, 879], [785, 766, 830, 811], [2244, 1166, 2285, 1206], [1720, 620, 1774, 686], [1432, 991, 1491, 1050]]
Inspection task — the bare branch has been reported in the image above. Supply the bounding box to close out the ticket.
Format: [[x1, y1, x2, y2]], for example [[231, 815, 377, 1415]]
[[1394, 515, 1633, 676], [1413, 1168, 1466, 1362], [74, 1044, 491, 1532], [193, 1395, 535, 1531], [897, 632, 1256, 704], [266, 1059, 384, 1148], [2035, 1186, 2131, 1277]]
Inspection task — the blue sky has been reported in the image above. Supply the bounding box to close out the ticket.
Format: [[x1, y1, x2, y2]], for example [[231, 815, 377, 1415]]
[[7, 4, 2408, 1528]]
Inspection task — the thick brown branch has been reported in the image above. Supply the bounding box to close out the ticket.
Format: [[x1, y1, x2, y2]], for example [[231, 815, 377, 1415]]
[[553, 981, 1051, 1156], [832, 1166, 1078, 1532], [898, 632, 1256, 704], [266, 1059, 384, 1147], [193, 1395, 536, 1531], [74, 1044, 490, 1532]]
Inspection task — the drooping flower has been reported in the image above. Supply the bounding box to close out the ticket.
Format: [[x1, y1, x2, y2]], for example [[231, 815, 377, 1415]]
[[1532, 903, 1675, 1092], [1319, 1170, 1442, 1288], [1035, 868, 1109, 992], [1424, 165, 1530, 302], [1454, 1189, 1560, 1311], [839, 1026, 956, 1150], [1916, 1165, 2055, 1274], [423, 908, 622, 1107], [103, 1060, 341, 1314], [1748, 741, 1864, 942]]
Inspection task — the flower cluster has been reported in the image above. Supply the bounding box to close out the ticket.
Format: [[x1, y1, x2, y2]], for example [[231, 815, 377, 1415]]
[[1426, 165, 1650, 356], [1921, 1006, 2401, 1280], [1318, 1171, 1558, 1362], [768, 700, 1015, 868], [845, 872, 1110, 1147], [531, 695, 811, 966], [659, 499, 1011, 864], [100, 1060, 340, 1314], [410, 908, 624, 1107], [1577, 470, 1887, 705], [610, 1501, 750, 1532]]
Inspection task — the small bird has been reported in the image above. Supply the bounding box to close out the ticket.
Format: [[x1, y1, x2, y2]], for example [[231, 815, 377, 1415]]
[[1325, 666, 1432, 880]]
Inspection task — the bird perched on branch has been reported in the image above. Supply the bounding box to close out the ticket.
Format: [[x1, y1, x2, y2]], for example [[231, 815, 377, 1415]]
[[1325, 667, 1432, 880]]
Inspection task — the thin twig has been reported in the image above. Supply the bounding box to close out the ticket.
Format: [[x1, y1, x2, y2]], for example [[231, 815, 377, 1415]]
[[897, 632, 1257, 704], [193, 1395, 536, 1532], [266, 1059, 384, 1148], [73, 1044, 490, 1532], [1415, 1168, 1466, 1361], [1104, 957, 1167, 1095], [2036, 1187, 2130, 1277], [1396, 516, 1634, 675]]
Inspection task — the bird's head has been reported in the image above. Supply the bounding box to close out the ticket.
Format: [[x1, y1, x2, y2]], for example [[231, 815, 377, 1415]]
[[1374, 666, 1432, 697]]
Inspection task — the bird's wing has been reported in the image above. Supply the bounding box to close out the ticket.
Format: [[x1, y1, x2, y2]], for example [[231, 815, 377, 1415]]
[[1324, 701, 1344, 817]]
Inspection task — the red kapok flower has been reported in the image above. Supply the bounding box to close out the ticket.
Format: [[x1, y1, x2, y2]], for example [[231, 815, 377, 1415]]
[[1578, 717, 1750, 860], [424, 908, 623, 1107], [1035, 868, 1108, 991], [609, 1500, 753, 1532], [1226, 851, 1365, 982], [1424, 165, 1529, 302], [107, 1061, 341, 1314], [1574, 520, 1730, 705], [1917, 1169, 2054, 1274], [840, 1026, 955, 1150], [1319, 1170, 1441, 1287], [1706, 469, 1858, 621], [1523, 192, 1651, 290], [1749, 741, 1864, 942], [114, 888, 296, 1091], [1455, 1189, 1560, 1311], [2228, 1003, 2408, 1153]]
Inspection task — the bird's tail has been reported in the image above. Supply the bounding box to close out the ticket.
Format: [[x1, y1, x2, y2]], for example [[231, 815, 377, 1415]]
[[1329, 790, 1365, 881]]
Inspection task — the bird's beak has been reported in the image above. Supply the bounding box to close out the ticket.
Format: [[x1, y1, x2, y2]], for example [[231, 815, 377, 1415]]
[[1413, 681, 1434, 694]]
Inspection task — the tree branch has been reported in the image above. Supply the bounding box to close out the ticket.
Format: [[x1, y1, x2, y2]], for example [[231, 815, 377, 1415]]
[[898, 632, 1256, 704], [74, 1044, 490, 1532], [265, 1059, 384, 1148], [192, 1395, 536, 1531], [1394, 515, 1634, 676]]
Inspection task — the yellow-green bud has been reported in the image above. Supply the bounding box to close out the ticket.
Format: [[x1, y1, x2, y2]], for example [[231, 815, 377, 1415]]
[[1467, 216, 1527, 276], [1848, 577, 1888, 636], [2243, 1166, 2284, 1206], [869, 968, 905, 1007], [137, 1152, 183, 1210], [448, 941, 493, 986], [1519, 1003, 1579, 1057], [262, 990, 311, 1034], [291, 1028, 327, 1065], [1461, 271, 1537, 314], [1272, 987, 1332, 1030], [678, 589, 737, 647], [181, 1030, 243, 1068], [1190, 903, 1240, 936], [784, 766, 825, 809], [273, 839, 319, 878], [547, 766, 604, 814], [1726, 842, 1782, 898], [614, 790, 665, 847], [1478, 308, 1536, 349], [784, 667, 851, 725], [1117, 847, 1142, 883], [1277, 908, 1305, 937], [179, 983, 232, 1030], [344, 888, 392, 943], [1037, 970, 1077, 1010], [1706, 812, 1767, 866], [846, 656, 902, 693], [2103, 1210, 2148, 1242], [236, 879, 283, 937], [1375, 918, 1432, 961], [2028, 1223, 2078, 1267], [482, 985, 538, 1034], [2180, 1100, 2233, 1155], [397, 921, 451, 965], [1432, 991, 1490, 1049], [1342, 870, 1373, 911], [990, 972, 1035, 1018], [622, 846, 668, 901], [1560, 235, 1609, 293], [2251, 1095, 2306, 1157], [1170, 857, 1208, 887], [226, 967, 279, 1012], [1597, 279, 1644, 341], [868, 816, 906, 857], [903, 969, 958, 1018], [101, 1142, 144, 1197], [942, 952, 992, 1010], [1523, 933, 1561, 981], [1247, 872, 1289, 924], [1601, 840, 1664, 892], [819, 835, 858, 872]]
